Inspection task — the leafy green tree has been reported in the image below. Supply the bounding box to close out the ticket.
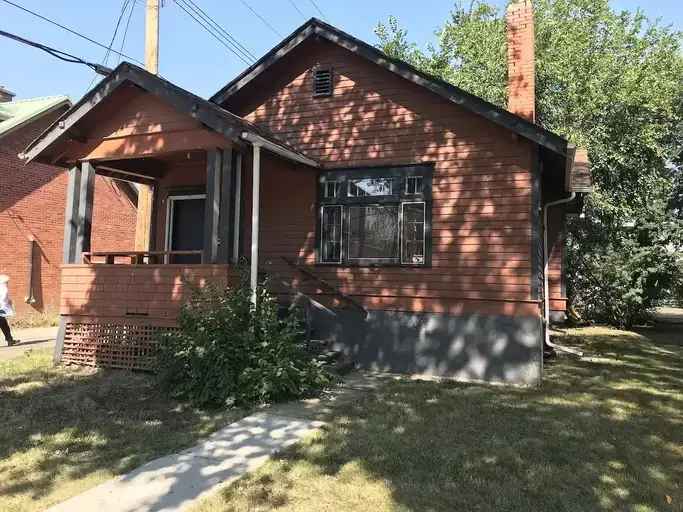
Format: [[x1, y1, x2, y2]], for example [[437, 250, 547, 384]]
[[375, 0, 683, 325]]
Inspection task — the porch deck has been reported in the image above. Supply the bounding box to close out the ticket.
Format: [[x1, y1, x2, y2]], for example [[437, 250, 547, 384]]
[[58, 255, 233, 370]]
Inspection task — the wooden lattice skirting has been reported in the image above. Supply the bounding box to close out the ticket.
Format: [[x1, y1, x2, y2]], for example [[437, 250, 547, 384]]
[[62, 321, 177, 371]]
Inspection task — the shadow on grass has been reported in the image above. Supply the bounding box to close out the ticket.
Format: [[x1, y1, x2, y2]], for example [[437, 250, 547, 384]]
[[0, 350, 244, 511], [212, 327, 682, 512]]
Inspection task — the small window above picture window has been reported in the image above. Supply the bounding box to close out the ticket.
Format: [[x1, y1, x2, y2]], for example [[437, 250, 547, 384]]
[[405, 176, 423, 195], [348, 178, 393, 197], [323, 180, 341, 198], [313, 67, 333, 97]]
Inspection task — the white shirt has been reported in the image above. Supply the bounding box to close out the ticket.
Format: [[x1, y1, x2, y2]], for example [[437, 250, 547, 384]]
[[0, 282, 14, 317]]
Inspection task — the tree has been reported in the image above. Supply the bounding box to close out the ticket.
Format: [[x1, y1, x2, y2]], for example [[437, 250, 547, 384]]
[[375, 0, 683, 325]]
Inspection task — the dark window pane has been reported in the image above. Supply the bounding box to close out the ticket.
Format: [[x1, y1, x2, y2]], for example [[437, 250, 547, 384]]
[[170, 198, 204, 264], [405, 176, 423, 195], [402, 202, 425, 264], [324, 181, 341, 198], [348, 178, 393, 197], [320, 206, 342, 263], [348, 205, 399, 260]]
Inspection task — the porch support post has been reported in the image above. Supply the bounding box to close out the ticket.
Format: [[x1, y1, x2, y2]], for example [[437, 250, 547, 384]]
[[62, 166, 81, 264], [217, 148, 233, 263], [56, 165, 84, 364], [75, 161, 95, 263], [250, 144, 261, 303], [232, 152, 242, 264], [204, 149, 221, 263]]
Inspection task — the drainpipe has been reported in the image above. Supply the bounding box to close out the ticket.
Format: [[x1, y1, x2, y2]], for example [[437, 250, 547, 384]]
[[543, 193, 583, 356], [249, 143, 261, 304]]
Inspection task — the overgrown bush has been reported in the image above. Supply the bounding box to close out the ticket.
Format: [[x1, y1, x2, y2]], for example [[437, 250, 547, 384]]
[[157, 276, 333, 407], [567, 213, 683, 327]]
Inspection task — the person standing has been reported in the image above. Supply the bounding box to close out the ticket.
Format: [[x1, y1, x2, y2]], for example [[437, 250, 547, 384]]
[[0, 274, 16, 346]]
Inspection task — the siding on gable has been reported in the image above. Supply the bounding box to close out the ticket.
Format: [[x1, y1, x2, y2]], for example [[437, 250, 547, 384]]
[[224, 39, 542, 318]]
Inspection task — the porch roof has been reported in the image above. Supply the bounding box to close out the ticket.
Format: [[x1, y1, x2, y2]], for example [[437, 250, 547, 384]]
[[21, 62, 319, 169]]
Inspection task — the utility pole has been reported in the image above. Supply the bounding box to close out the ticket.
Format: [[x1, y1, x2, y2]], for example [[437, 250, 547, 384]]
[[134, 0, 160, 251]]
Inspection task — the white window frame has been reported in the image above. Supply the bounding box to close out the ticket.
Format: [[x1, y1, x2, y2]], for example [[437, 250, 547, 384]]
[[400, 201, 426, 265], [319, 204, 343, 264], [164, 194, 206, 263]]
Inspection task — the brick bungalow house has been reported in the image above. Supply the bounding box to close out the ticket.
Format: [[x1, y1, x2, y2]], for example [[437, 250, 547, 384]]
[[20, 1, 590, 384], [0, 87, 137, 325]]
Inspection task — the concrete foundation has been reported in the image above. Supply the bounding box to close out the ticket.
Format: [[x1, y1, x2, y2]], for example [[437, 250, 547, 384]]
[[310, 305, 543, 386]]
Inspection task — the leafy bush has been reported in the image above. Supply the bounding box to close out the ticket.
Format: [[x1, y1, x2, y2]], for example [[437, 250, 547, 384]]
[[567, 213, 683, 327], [157, 276, 333, 407]]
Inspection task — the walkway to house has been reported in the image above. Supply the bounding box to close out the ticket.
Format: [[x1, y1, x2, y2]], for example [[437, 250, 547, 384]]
[[0, 326, 57, 361], [45, 373, 385, 512]]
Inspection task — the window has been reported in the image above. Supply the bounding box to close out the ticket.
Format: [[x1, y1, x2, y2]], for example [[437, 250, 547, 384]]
[[318, 165, 432, 265], [348, 205, 399, 260], [324, 180, 341, 198], [348, 178, 393, 197], [320, 205, 342, 263], [405, 176, 423, 195], [313, 67, 333, 97]]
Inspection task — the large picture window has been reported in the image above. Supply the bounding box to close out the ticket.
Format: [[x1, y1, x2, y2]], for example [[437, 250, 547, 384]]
[[317, 165, 432, 266]]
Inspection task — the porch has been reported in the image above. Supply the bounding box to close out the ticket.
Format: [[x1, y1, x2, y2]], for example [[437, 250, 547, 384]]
[[18, 64, 321, 369]]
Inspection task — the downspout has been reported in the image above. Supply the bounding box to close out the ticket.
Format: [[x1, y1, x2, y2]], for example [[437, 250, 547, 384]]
[[249, 142, 261, 304], [542, 193, 583, 356]]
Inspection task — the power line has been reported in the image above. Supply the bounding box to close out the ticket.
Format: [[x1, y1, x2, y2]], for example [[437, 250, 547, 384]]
[[86, 0, 133, 92], [307, 0, 327, 21], [0, 29, 111, 75], [117, 0, 136, 65], [238, 0, 284, 38], [179, 0, 256, 61], [172, 0, 254, 65], [287, 0, 307, 20], [0, 0, 144, 66]]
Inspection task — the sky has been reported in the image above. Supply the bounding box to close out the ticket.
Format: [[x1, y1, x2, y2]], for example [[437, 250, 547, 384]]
[[1, 0, 681, 103]]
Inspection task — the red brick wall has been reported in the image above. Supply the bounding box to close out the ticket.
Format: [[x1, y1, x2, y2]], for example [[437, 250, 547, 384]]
[[0, 111, 136, 320], [224, 38, 541, 317], [506, 0, 535, 122]]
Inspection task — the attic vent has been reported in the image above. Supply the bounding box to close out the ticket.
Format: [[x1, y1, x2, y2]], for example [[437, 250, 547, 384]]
[[313, 67, 333, 97]]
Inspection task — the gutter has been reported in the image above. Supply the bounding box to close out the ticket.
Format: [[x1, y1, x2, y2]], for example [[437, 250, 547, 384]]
[[241, 131, 319, 168]]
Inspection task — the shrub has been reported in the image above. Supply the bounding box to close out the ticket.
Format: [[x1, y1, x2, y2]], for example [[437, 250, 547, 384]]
[[157, 275, 333, 407], [568, 214, 683, 327]]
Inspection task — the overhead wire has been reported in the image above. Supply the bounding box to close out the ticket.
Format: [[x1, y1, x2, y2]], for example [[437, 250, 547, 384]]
[[183, 0, 256, 60], [0, 0, 144, 65], [237, 0, 284, 38], [172, 0, 255, 65], [286, 0, 307, 20], [307, 0, 327, 21], [86, 0, 132, 92], [0, 29, 111, 75]]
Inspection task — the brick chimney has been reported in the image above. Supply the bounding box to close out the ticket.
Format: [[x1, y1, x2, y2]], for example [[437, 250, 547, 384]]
[[0, 86, 15, 103], [506, 0, 535, 122]]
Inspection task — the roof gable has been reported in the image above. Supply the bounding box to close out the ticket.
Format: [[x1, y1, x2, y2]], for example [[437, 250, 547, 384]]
[[210, 18, 569, 157], [0, 95, 70, 140], [22, 63, 316, 167]]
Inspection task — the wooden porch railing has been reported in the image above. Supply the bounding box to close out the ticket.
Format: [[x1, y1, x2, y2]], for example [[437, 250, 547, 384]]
[[82, 250, 203, 265]]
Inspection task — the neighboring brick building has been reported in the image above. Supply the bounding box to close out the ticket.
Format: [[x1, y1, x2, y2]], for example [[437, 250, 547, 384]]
[[0, 90, 137, 321]]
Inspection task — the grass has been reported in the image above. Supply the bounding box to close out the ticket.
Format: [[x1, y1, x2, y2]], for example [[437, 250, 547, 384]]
[[192, 326, 683, 512], [10, 310, 60, 329], [0, 349, 248, 512]]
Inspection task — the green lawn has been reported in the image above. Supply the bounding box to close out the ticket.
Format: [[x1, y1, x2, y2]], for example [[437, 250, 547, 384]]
[[192, 326, 683, 512], [0, 349, 247, 512]]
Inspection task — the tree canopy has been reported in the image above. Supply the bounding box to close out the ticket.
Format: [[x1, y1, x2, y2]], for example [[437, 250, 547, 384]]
[[375, 0, 683, 325]]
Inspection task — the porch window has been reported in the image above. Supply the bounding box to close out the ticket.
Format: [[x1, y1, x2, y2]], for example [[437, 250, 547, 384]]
[[318, 165, 432, 266]]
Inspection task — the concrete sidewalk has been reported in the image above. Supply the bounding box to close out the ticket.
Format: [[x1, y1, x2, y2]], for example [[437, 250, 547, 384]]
[[45, 373, 382, 512], [46, 413, 324, 512], [0, 326, 57, 361]]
